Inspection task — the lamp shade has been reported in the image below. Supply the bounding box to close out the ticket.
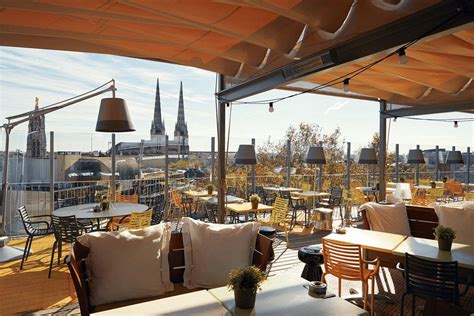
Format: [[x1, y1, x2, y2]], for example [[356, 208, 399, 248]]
[[407, 149, 425, 164], [96, 98, 135, 132], [305, 146, 326, 164], [235, 144, 257, 165], [445, 150, 464, 164], [357, 148, 377, 164]]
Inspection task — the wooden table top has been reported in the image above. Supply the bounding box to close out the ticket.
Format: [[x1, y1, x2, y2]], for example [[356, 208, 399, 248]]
[[226, 202, 273, 214], [292, 191, 330, 198], [183, 190, 217, 198], [323, 228, 407, 253], [209, 274, 368, 316], [92, 290, 228, 315], [392, 237, 474, 269]]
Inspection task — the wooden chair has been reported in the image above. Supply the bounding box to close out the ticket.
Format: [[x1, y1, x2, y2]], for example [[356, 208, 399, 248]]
[[322, 239, 380, 316], [447, 182, 464, 201], [257, 197, 291, 243]]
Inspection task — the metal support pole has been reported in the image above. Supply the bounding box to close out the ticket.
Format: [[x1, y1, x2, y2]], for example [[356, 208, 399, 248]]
[[435, 145, 439, 181], [378, 100, 387, 202], [286, 139, 291, 187], [452, 146, 456, 180], [217, 75, 226, 224], [318, 141, 323, 192], [211, 137, 215, 186], [345, 142, 351, 190], [182, 138, 185, 159], [415, 144, 420, 186], [165, 135, 169, 214], [138, 140, 144, 197], [395, 144, 399, 182], [251, 138, 256, 193], [111, 134, 116, 202], [0, 127, 10, 237], [49, 132, 54, 214], [467, 147, 471, 189]]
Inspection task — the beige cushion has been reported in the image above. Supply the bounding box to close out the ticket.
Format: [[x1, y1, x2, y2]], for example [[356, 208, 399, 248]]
[[434, 202, 474, 245], [360, 202, 411, 236], [181, 217, 260, 289], [77, 223, 174, 306]]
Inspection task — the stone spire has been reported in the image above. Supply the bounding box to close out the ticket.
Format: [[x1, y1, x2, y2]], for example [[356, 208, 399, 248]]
[[150, 78, 166, 139], [26, 97, 47, 158], [174, 81, 188, 139]]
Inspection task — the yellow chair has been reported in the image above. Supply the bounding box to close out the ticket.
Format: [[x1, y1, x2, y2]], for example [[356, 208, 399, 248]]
[[322, 239, 380, 316], [115, 193, 139, 203], [257, 197, 291, 243], [168, 190, 185, 223], [464, 192, 474, 201], [111, 209, 152, 230], [427, 188, 446, 202], [301, 183, 312, 192]]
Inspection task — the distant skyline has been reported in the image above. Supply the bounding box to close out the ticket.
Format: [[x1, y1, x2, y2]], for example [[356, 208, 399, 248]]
[[0, 47, 472, 155]]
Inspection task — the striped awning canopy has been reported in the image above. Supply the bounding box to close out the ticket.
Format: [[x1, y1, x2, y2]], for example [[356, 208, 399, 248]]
[[0, 0, 473, 106]]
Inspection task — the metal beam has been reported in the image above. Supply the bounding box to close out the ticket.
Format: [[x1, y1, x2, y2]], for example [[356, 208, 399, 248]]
[[251, 138, 256, 193], [467, 147, 471, 187], [211, 137, 215, 186], [379, 100, 387, 201], [286, 139, 291, 187], [395, 144, 399, 182], [345, 142, 351, 190], [217, 75, 226, 224], [382, 102, 474, 118], [217, 1, 474, 102], [111, 134, 116, 202], [49, 131, 54, 215], [416, 144, 421, 186], [435, 145, 440, 181]]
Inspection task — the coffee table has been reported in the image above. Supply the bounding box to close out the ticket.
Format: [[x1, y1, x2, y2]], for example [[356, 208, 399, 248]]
[[209, 274, 368, 315]]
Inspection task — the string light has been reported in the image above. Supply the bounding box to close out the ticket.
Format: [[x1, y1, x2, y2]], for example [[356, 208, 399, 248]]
[[398, 48, 408, 64], [393, 117, 397, 122], [268, 102, 274, 113], [454, 121, 458, 128], [343, 79, 350, 93]]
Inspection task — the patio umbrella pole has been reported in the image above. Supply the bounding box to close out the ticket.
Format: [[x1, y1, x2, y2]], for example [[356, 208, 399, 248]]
[[217, 75, 226, 224], [49, 132, 54, 216], [251, 138, 255, 194]]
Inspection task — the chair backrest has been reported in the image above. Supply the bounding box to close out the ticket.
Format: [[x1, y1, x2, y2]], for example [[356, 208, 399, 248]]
[[206, 209, 217, 223], [227, 187, 237, 196], [128, 209, 152, 229], [51, 215, 82, 243], [115, 193, 139, 203], [328, 187, 343, 206], [404, 253, 459, 303], [18, 206, 34, 234], [322, 238, 363, 281], [279, 190, 291, 199], [272, 197, 289, 226], [349, 188, 367, 205], [465, 192, 474, 201], [301, 183, 311, 191]]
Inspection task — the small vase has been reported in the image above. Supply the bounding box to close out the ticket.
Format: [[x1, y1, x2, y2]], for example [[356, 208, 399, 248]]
[[438, 238, 453, 251], [251, 201, 258, 209], [234, 287, 256, 309], [207, 189, 213, 195]]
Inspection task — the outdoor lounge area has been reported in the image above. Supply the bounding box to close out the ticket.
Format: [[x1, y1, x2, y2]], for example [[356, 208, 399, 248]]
[[1, 0, 473, 315]]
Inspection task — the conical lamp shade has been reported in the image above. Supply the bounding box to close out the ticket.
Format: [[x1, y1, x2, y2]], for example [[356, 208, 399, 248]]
[[445, 150, 464, 164], [357, 148, 377, 164], [96, 98, 135, 132], [305, 146, 326, 164], [235, 144, 257, 165], [407, 149, 425, 164]]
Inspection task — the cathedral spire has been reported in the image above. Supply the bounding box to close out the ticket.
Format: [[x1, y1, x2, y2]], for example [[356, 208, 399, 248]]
[[150, 78, 166, 138], [174, 81, 188, 138]]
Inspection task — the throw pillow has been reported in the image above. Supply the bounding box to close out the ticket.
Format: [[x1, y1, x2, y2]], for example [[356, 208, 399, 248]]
[[360, 202, 411, 236]]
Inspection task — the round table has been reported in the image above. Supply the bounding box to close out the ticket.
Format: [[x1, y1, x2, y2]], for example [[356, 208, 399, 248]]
[[52, 203, 149, 219]]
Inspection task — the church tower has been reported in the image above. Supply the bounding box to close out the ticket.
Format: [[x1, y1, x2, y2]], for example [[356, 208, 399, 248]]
[[26, 97, 47, 158], [150, 78, 166, 144], [173, 81, 189, 154]]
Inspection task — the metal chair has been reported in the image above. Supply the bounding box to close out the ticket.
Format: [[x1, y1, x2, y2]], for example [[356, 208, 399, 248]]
[[398, 253, 460, 316], [280, 190, 307, 228], [49, 215, 83, 278], [18, 206, 54, 270], [322, 238, 380, 316], [318, 186, 343, 217]]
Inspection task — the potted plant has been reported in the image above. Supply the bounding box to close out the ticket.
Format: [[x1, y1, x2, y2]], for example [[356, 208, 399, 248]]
[[227, 266, 265, 309], [249, 194, 260, 209], [100, 195, 110, 211], [434, 225, 456, 251], [206, 184, 214, 195], [430, 181, 436, 189]]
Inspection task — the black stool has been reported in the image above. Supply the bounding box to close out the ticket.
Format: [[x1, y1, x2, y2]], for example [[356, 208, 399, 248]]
[[298, 244, 324, 281], [259, 226, 276, 261]]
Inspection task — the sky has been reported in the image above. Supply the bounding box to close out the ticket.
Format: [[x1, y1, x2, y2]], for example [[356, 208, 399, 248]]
[[0, 46, 472, 155]]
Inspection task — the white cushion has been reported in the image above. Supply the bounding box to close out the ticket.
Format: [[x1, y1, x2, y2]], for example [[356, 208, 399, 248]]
[[181, 217, 260, 289], [434, 202, 474, 245], [360, 202, 411, 236], [77, 223, 174, 306], [393, 183, 412, 200]]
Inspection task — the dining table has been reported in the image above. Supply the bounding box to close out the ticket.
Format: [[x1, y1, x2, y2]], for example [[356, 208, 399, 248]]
[[183, 190, 217, 198], [226, 202, 273, 222], [263, 186, 302, 193]]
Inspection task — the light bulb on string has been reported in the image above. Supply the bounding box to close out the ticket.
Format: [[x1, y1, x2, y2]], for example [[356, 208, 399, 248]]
[[454, 121, 458, 128], [268, 102, 274, 113], [398, 48, 408, 64], [343, 79, 350, 93], [393, 117, 397, 122]]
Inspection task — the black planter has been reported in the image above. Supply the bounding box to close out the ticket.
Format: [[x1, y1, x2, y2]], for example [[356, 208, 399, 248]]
[[438, 238, 453, 251], [234, 287, 256, 309]]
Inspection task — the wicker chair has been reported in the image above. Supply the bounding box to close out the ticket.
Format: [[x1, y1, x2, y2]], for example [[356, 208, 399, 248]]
[[18, 206, 54, 270], [322, 238, 380, 316]]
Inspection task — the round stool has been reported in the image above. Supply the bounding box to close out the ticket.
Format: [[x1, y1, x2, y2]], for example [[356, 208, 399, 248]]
[[259, 226, 276, 261], [298, 244, 324, 281]]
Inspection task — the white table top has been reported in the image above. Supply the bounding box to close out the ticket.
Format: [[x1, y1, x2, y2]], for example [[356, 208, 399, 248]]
[[392, 237, 474, 269], [52, 203, 149, 220], [323, 228, 407, 253], [92, 290, 228, 315], [200, 195, 245, 205], [292, 191, 330, 198], [209, 274, 368, 316], [263, 186, 302, 192], [183, 190, 217, 197]]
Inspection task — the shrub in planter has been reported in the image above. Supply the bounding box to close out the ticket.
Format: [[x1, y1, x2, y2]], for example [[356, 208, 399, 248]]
[[434, 225, 456, 251], [227, 266, 265, 309]]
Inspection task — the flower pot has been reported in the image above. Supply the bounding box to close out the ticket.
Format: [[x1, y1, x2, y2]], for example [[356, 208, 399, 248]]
[[234, 287, 256, 309], [251, 201, 258, 209], [438, 238, 453, 251], [207, 189, 213, 195]]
